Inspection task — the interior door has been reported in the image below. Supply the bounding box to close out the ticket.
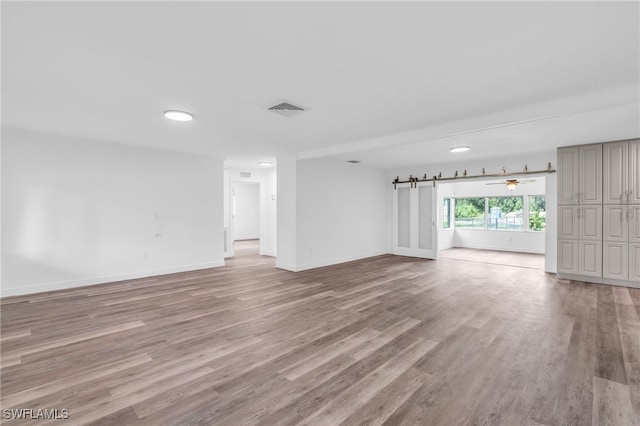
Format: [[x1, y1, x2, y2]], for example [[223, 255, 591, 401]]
[[393, 181, 438, 259]]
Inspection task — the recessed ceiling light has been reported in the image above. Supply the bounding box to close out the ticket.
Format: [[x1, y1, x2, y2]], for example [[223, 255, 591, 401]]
[[258, 162, 272, 167], [450, 146, 470, 153], [164, 110, 193, 121]]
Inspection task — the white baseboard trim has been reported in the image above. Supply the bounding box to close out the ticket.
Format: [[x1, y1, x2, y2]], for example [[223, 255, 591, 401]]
[[260, 250, 276, 257], [556, 273, 640, 289], [1, 260, 226, 298], [294, 251, 388, 272], [275, 261, 299, 272], [452, 243, 545, 255], [275, 252, 388, 273]]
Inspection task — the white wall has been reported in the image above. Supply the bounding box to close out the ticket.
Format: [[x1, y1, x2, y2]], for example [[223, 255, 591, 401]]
[[454, 228, 545, 254], [264, 167, 277, 256], [276, 155, 297, 269], [294, 159, 389, 271], [226, 167, 277, 256], [223, 169, 232, 256], [389, 151, 557, 272], [1, 128, 225, 297], [544, 172, 558, 273], [437, 183, 455, 250], [233, 182, 260, 240]]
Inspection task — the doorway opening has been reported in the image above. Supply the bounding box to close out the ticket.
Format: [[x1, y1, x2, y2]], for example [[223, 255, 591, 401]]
[[436, 176, 547, 270], [223, 166, 277, 260], [233, 181, 260, 256]]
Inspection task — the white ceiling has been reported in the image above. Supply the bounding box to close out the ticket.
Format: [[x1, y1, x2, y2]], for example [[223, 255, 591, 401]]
[[2, 1, 639, 169]]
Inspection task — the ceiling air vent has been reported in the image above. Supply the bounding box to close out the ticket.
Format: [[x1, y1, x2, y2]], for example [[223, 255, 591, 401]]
[[347, 160, 361, 164], [240, 172, 251, 178], [268, 100, 307, 117]]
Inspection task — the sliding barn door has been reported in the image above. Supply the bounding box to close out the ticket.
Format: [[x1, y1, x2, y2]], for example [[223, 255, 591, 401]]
[[393, 182, 438, 259]]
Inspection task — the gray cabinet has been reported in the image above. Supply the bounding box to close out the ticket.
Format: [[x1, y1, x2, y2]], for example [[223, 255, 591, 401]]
[[558, 145, 602, 205], [629, 139, 640, 204], [558, 240, 579, 275], [602, 205, 627, 280], [629, 245, 640, 282], [579, 145, 602, 204], [603, 141, 627, 204], [558, 147, 580, 204], [558, 140, 640, 288], [602, 139, 640, 282], [603, 205, 627, 242], [579, 241, 602, 277], [558, 206, 579, 239], [629, 205, 640, 243], [557, 144, 603, 280], [604, 242, 628, 281], [579, 205, 602, 240]]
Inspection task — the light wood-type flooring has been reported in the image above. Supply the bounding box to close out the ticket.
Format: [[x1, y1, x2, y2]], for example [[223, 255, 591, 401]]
[[1, 242, 639, 425], [438, 247, 545, 270]]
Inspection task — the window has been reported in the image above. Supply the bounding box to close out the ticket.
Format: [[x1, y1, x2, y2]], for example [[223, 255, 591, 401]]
[[454, 197, 486, 229], [487, 197, 524, 231], [443, 198, 451, 228], [529, 195, 546, 231], [451, 194, 544, 232]]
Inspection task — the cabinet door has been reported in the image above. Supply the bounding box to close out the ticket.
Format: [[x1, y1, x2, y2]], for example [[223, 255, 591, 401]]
[[629, 244, 640, 282], [558, 206, 579, 239], [579, 241, 602, 277], [579, 144, 602, 204], [629, 139, 640, 204], [558, 240, 579, 275], [603, 141, 627, 204], [629, 205, 640, 244], [604, 205, 628, 242], [558, 147, 580, 204], [603, 242, 628, 280], [580, 205, 602, 241]]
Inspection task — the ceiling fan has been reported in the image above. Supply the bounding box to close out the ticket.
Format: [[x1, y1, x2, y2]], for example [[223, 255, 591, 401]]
[[485, 179, 536, 190]]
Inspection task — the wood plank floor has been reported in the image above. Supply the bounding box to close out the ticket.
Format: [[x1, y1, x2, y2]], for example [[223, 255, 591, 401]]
[[1, 242, 639, 425], [438, 247, 545, 270]]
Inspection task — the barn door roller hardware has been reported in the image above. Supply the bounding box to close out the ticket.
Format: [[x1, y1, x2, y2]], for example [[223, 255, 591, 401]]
[[392, 163, 556, 189]]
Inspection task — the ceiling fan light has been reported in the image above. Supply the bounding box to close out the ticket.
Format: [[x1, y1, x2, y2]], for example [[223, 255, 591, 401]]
[[506, 181, 517, 190]]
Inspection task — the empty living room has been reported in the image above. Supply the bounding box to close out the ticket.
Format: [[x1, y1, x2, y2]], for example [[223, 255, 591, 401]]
[[1, 1, 639, 425]]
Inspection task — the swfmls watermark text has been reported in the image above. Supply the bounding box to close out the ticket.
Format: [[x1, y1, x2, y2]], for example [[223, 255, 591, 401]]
[[2, 408, 70, 420]]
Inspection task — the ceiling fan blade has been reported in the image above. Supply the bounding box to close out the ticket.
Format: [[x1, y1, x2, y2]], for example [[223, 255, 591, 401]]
[[485, 182, 506, 185]]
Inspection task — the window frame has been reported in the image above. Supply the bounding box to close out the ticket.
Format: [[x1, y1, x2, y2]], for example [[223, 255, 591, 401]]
[[527, 194, 546, 232], [449, 194, 546, 233], [453, 197, 488, 230], [487, 195, 525, 232], [442, 198, 451, 229]]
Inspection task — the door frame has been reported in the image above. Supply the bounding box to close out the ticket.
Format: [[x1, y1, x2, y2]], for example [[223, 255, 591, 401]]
[[392, 181, 438, 259], [229, 179, 262, 255]]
